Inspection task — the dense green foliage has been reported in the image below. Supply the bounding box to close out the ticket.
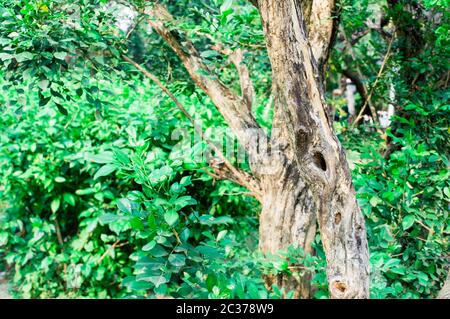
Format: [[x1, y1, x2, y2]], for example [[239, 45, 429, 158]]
[[0, 0, 448, 299]]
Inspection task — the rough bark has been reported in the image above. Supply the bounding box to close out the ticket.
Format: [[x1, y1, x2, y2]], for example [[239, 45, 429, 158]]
[[259, 161, 317, 298], [258, 0, 370, 298], [301, 0, 338, 74]]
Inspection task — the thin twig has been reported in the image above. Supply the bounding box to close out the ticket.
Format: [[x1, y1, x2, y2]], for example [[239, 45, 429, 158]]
[[352, 35, 395, 127], [341, 27, 379, 124], [172, 229, 181, 244], [97, 240, 128, 264], [416, 219, 432, 233], [126, 15, 145, 40]]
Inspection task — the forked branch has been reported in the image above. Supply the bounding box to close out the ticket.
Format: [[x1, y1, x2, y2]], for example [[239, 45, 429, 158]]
[[144, 4, 265, 161]]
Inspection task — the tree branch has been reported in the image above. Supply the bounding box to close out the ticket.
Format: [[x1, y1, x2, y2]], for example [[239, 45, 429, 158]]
[[228, 49, 255, 111], [342, 69, 369, 113], [304, 0, 339, 72], [270, 0, 338, 161], [144, 4, 265, 163], [211, 45, 255, 112], [341, 27, 380, 124], [196, 30, 256, 111], [122, 55, 262, 201]]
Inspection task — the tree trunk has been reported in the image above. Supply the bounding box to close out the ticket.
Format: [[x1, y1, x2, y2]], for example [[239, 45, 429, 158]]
[[259, 161, 316, 298], [139, 1, 369, 298], [256, 0, 338, 299], [257, 0, 370, 298]]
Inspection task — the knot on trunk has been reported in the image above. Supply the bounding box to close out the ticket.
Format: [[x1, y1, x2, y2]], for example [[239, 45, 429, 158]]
[[331, 279, 348, 298]]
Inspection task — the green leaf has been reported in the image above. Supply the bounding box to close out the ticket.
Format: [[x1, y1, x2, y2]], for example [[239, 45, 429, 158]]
[[200, 50, 221, 59], [142, 240, 156, 252], [164, 210, 179, 226], [129, 217, 144, 231], [0, 38, 10, 45], [168, 254, 186, 267], [443, 187, 450, 199], [54, 176, 66, 183], [196, 245, 221, 258], [390, 266, 407, 275], [154, 283, 168, 295], [0, 232, 8, 246], [149, 244, 168, 257], [53, 52, 67, 60], [198, 215, 234, 225], [172, 196, 197, 208], [55, 103, 68, 115], [51, 198, 60, 213], [0, 53, 13, 61], [126, 280, 152, 291], [402, 215, 415, 230], [94, 164, 116, 180], [15, 52, 34, 62], [39, 96, 51, 107], [86, 152, 114, 164], [75, 187, 96, 195], [63, 193, 76, 206], [117, 198, 132, 214], [196, 69, 210, 77], [113, 148, 130, 165], [220, 0, 233, 13], [370, 196, 382, 207], [179, 176, 192, 187], [145, 275, 169, 288], [216, 230, 227, 241], [50, 88, 63, 99], [99, 213, 126, 224], [39, 80, 50, 90]]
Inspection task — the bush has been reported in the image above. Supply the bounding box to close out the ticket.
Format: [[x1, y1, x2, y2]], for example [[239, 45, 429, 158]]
[[340, 95, 449, 298], [0, 74, 283, 298]]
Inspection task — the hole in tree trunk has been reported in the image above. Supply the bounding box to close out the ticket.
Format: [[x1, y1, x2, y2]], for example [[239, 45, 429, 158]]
[[334, 212, 342, 224], [313, 152, 327, 171]]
